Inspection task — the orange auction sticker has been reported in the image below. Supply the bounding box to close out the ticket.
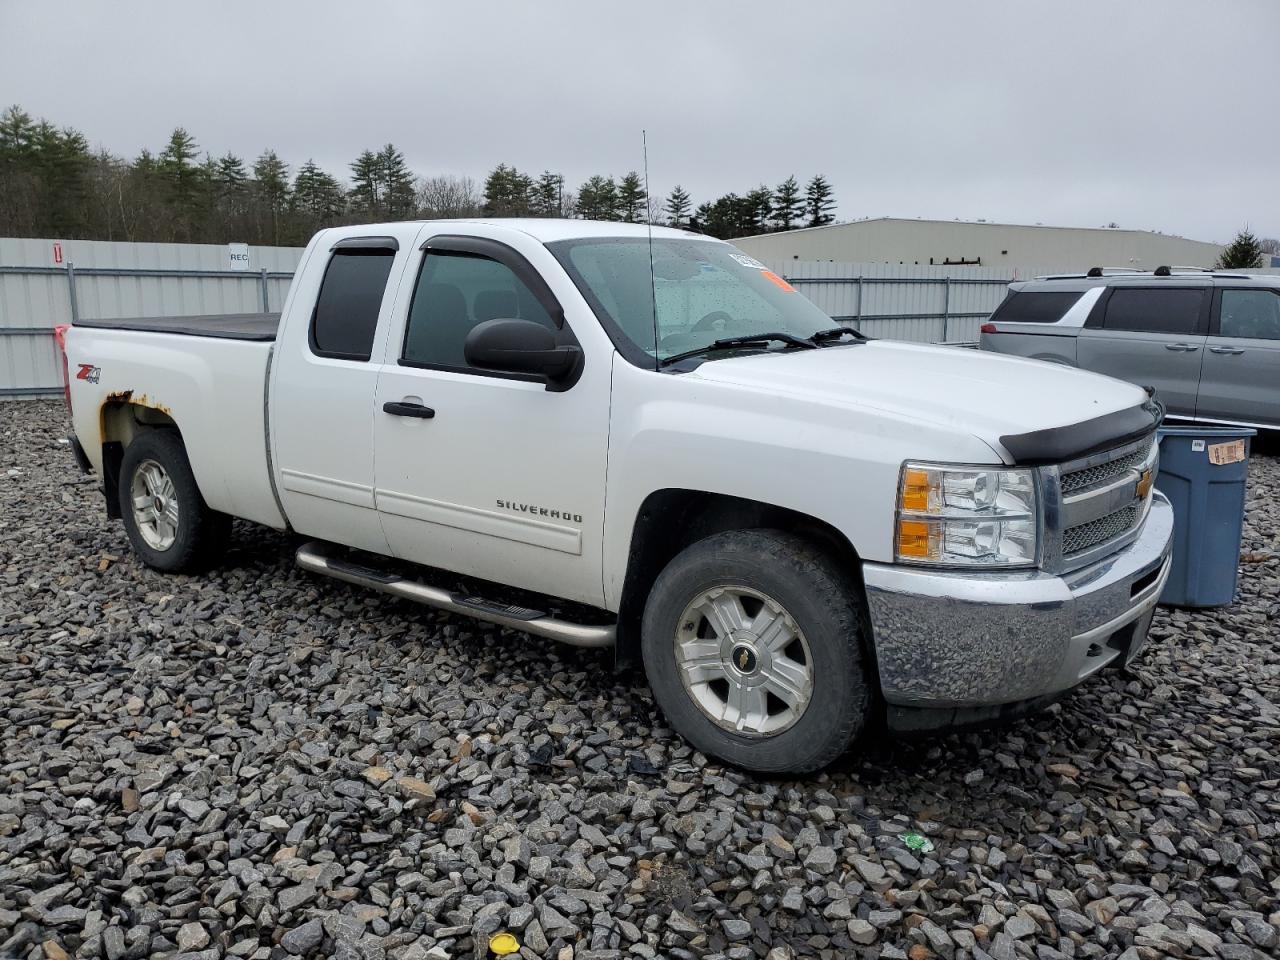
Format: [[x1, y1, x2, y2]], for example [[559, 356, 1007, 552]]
[[761, 270, 795, 292]]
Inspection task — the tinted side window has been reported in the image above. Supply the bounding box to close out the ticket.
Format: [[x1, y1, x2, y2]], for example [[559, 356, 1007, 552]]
[[402, 251, 555, 369], [1219, 289, 1280, 341], [989, 290, 1083, 323], [310, 249, 396, 360], [1102, 288, 1204, 335]]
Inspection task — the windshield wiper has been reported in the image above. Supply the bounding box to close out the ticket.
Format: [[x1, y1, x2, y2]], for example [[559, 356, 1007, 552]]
[[658, 332, 818, 368], [807, 326, 869, 345]]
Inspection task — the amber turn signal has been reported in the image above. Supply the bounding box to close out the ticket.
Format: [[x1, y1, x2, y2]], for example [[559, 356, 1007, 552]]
[[896, 519, 935, 559]]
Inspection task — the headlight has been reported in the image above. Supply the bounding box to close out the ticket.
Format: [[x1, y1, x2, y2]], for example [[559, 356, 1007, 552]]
[[895, 462, 1039, 567]]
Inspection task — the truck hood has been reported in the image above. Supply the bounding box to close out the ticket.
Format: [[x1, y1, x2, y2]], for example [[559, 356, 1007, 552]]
[[691, 341, 1149, 461]]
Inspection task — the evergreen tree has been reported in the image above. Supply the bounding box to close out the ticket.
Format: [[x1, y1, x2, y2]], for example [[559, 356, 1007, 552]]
[[744, 185, 773, 235], [664, 185, 692, 228], [617, 171, 646, 223], [158, 128, 208, 237], [253, 150, 290, 244], [804, 174, 835, 227], [482, 163, 533, 217], [293, 159, 345, 221], [378, 143, 416, 219], [350, 150, 382, 213], [216, 153, 247, 190], [0, 106, 39, 234], [0, 105, 35, 160], [1215, 228, 1265, 269], [772, 175, 802, 231], [576, 175, 619, 221], [200, 154, 220, 189], [695, 194, 756, 240], [532, 171, 565, 217], [30, 121, 93, 236]]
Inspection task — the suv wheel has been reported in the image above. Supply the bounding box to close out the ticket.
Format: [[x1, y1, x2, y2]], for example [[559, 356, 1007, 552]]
[[641, 529, 872, 774]]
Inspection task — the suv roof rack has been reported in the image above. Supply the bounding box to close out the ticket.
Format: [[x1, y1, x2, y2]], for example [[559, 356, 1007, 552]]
[[1153, 265, 1218, 276], [1155, 265, 1258, 279], [1036, 265, 1245, 281], [1034, 266, 1144, 280]]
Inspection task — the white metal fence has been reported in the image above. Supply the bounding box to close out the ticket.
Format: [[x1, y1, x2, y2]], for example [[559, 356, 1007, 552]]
[[767, 260, 1054, 345], [0, 237, 302, 397]]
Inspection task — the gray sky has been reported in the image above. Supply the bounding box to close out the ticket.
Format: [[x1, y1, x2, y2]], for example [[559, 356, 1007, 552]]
[[3, 0, 1276, 243]]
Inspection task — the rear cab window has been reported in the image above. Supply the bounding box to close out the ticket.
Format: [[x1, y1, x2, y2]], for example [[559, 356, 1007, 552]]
[[310, 247, 397, 360], [1097, 287, 1206, 335], [989, 290, 1083, 324]]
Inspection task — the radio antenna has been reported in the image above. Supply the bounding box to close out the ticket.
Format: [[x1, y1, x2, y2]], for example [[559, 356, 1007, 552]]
[[643, 129, 659, 371]]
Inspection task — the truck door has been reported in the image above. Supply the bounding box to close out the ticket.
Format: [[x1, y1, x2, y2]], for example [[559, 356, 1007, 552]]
[[1196, 286, 1280, 428], [270, 234, 408, 553], [371, 233, 610, 608], [1075, 286, 1208, 418]]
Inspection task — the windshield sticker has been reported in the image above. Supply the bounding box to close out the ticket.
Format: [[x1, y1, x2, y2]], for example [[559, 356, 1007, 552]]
[[761, 270, 796, 292], [729, 253, 767, 270]]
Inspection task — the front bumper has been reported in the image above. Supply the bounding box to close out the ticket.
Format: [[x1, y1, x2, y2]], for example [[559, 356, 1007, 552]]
[[863, 492, 1173, 708]]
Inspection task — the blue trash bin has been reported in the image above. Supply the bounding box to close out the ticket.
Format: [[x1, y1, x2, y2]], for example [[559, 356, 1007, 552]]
[[1154, 426, 1255, 607]]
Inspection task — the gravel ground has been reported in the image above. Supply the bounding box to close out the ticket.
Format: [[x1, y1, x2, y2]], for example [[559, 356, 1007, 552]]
[[2, 399, 1278, 960]]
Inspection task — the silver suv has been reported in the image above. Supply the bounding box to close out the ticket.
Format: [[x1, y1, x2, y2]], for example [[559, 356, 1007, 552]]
[[979, 267, 1280, 430]]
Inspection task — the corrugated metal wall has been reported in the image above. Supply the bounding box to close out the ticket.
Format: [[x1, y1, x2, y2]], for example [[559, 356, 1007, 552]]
[[769, 260, 1052, 344], [0, 238, 302, 396]]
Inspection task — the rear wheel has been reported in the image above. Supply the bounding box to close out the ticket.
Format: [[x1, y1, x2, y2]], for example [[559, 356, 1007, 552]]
[[641, 529, 872, 774], [118, 430, 229, 573]]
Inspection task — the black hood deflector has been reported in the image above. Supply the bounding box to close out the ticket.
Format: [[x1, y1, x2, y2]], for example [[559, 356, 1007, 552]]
[[1000, 397, 1163, 465]]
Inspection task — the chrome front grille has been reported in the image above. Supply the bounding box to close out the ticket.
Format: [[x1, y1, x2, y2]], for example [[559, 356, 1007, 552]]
[[1060, 437, 1154, 496], [1063, 503, 1142, 555], [1043, 431, 1158, 572]]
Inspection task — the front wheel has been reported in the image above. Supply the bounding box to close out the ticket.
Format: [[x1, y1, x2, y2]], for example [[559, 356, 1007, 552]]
[[118, 430, 229, 573], [641, 529, 873, 774]]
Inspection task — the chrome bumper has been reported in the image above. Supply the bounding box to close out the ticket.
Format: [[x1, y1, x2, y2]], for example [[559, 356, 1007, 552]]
[[863, 492, 1174, 708]]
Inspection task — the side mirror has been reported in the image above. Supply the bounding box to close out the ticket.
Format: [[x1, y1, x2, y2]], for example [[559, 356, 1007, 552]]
[[464, 319, 581, 384]]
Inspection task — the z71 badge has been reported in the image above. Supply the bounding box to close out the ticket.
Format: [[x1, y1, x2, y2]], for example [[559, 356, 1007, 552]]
[[75, 364, 101, 383]]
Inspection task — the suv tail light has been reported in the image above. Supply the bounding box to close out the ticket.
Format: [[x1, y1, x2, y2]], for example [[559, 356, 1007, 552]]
[[53, 324, 72, 413], [980, 323, 998, 334]]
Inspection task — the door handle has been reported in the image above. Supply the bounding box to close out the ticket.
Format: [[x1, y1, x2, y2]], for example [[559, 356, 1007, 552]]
[[383, 400, 435, 419], [1209, 346, 1245, 355], [1164, 343, 1192, 351]]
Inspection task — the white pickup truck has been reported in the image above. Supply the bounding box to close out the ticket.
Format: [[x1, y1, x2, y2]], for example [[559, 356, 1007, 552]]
[[62, 219, 1174, 774]]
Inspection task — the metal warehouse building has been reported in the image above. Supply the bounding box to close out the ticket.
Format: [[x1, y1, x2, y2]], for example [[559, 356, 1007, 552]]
[[734, 218, 1224, 271]]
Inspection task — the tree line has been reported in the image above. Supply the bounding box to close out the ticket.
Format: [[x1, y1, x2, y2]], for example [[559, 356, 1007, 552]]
[[0, 104, 838, 247]]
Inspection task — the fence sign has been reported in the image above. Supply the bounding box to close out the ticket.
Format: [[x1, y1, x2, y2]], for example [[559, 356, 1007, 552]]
[[228, 242, 250, 272]]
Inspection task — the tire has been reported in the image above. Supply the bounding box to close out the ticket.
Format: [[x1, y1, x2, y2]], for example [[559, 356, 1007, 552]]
[[118, 430, 229, 573], [641, 529, 873, 775]]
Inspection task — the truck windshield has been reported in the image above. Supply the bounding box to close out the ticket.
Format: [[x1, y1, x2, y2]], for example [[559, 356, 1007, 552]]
[[547, 237, 837, 366]]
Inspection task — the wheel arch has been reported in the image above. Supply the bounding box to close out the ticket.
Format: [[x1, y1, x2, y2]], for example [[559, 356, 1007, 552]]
[[614, 488, 872, 669], [98, 396, 184, 520]]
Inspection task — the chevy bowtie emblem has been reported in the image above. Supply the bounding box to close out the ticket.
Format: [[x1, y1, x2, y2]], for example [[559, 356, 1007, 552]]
[[738, 649, 750, 670], [1136, 468, 1154, 499]]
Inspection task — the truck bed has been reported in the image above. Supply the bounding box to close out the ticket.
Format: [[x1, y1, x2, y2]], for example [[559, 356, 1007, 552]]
[[73, 312, 280, 341]]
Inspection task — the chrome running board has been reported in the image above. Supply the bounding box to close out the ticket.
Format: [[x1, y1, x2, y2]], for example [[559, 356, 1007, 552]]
[[295, 541, 615, 649]]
